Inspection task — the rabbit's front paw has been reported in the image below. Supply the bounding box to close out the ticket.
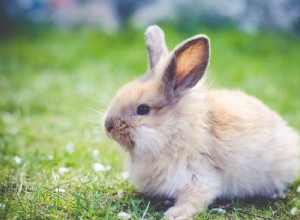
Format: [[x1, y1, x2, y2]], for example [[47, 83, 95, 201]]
[[164, 204, 196, 220]]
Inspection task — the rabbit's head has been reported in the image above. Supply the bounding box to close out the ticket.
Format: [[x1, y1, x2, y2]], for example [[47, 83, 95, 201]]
[[104, 26, 210, 157]]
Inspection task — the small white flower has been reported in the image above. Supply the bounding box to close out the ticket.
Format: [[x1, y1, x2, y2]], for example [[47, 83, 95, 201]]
[[54, 188, 66, 193], [65, 141, 74, 153], [81, 176, 89, 183], [117, 211, 131, 219], [279, 193, 286, 199], [291, 207, 297, 215], [93, 163, 111, 172], [14, 156, 22, 164], [48, 154, 54, 160], [121, 171, 129, 180], [58, 167, 70, 174], [52, 171, 59, 182], [296, 185, 300, 193], [211, 208, 226, 214], [117, 190, 123, 199], [92, 149, 99, 159]]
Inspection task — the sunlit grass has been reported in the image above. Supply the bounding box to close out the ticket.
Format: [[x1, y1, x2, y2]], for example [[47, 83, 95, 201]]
[[0, 26, 300, 219]]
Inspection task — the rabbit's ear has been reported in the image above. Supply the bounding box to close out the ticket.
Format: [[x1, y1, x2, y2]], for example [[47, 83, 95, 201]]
[[145, 25, 168, 69], [163, 35, 210, 99]]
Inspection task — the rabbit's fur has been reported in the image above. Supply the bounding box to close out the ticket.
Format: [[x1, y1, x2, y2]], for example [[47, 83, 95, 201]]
[[104, 25, 300, 219]]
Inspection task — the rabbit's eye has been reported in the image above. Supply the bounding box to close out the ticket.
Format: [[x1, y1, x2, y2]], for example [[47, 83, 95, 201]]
[[137, 104, 150, 115]]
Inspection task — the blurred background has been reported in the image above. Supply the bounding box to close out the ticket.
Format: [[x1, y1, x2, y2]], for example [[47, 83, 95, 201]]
[[1, 0, 300, 170], [1, 0, 300, 177], [1, 1, 300, 219], [1, 0, 300, 33]]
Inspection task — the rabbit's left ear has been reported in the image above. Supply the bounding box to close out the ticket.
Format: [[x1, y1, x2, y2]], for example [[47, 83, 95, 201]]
[[163, 35, 210, 99], [145, 25, 168, 69]]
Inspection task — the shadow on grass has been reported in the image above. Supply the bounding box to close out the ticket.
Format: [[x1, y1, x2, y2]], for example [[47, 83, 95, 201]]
[[139, 193, 288, 219]]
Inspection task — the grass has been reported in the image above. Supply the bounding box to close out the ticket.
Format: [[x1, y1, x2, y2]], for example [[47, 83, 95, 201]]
[[0, 25, 300, 219]]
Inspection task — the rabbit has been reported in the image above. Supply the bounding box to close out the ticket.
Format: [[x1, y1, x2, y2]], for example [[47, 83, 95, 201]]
[[104, 25, 300, 219]]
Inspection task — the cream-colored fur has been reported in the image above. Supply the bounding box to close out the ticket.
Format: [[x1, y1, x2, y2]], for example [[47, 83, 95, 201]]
[[104, 26, 300, 219]]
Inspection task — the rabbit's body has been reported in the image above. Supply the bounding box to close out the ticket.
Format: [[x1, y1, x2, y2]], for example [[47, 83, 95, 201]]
[[127, 87, 299, 200], [104, 26, 299, 219]]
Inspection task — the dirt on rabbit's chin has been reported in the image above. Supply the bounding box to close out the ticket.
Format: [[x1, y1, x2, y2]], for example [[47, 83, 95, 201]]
[[111, 130, 135, 150], [116, 138, 134, 150]]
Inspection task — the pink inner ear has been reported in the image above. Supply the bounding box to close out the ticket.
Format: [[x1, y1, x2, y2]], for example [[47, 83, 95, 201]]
[[175, 41, 206, 87], [175, 72, 186, 87]]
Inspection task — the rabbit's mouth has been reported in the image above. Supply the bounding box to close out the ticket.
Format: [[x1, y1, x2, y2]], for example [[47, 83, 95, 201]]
[[105, 117, 135, 149]]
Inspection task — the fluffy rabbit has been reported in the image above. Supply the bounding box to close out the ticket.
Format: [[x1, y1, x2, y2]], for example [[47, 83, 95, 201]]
[[104, 25, 300, 219]]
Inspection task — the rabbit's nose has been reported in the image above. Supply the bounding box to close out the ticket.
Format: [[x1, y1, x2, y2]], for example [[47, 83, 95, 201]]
[[105, 118, 114, 133]]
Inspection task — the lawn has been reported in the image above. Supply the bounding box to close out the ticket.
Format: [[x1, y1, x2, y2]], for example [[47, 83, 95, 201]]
[[0, 25, 300, 219]]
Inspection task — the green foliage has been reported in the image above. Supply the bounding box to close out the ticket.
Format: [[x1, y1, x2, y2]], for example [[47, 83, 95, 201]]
[[0, 26, 300, 219]]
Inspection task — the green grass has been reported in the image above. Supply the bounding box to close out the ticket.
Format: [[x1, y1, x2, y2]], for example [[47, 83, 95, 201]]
[[0, 25, 300, 219]]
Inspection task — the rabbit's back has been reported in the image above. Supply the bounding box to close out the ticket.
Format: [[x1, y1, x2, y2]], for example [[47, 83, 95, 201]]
[[207, 89, 300, 198]]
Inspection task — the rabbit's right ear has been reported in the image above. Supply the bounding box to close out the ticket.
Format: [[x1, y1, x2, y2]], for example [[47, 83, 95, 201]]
[[145, 25, 168, 69], [163, 35, 210, 100]]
